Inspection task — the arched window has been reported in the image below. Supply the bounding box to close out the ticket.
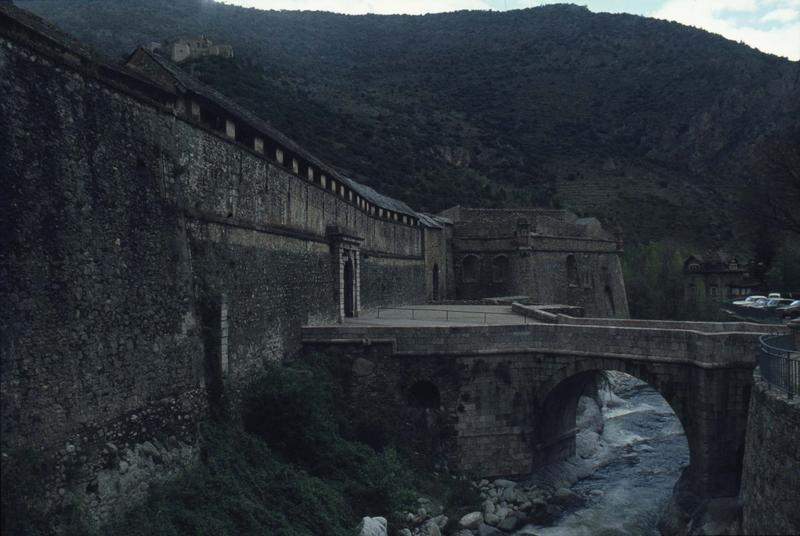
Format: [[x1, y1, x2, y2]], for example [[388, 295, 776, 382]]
[[514, 219, 529, 247], [408, 381, 441, 409], [566, 255, 579, 286], [492, 255, 509, 283], [462, 255, 479, 283]]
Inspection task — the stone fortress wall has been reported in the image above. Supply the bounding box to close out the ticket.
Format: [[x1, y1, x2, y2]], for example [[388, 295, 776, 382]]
[[740, 324, 800, 535], [0, 6, 434, 523], [439, 207, 629, 317], [164, 36, 234, 64], [740, 373, 800, 535]]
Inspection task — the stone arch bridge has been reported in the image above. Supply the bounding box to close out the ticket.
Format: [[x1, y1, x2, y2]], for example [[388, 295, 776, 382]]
[[302, 316, 775, 499]]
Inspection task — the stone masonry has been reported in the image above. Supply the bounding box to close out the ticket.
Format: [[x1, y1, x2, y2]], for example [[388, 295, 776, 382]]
[[740, 323, 800, 535]]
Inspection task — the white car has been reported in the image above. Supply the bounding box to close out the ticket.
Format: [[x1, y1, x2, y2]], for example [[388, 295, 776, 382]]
[[732, 295, 766, 306], [768, 292, 781, 299]]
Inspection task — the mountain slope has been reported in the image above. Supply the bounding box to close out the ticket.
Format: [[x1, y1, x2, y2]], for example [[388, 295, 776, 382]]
[[22, 0, 800, 245]]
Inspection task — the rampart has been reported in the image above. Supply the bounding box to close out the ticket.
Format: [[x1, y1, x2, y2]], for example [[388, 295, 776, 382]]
[[740, 373, 800, 534], [740, 327, 800, 535]]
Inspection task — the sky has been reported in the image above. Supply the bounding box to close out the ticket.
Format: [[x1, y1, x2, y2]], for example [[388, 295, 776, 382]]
[[220, 0, 800, 60]]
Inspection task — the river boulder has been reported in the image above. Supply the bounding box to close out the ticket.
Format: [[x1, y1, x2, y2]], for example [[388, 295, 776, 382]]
[[355, 516, 387, 536], [458, 511, 483, 529]]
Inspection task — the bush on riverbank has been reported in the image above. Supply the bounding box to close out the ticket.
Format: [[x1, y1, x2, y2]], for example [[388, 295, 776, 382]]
[[104, 358, 476, 535]]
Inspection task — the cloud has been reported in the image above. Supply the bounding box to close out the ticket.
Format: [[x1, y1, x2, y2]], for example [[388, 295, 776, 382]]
[[760, 7, 799, 21], [219, 0, 490, 15], [653, 0, 800, 59]]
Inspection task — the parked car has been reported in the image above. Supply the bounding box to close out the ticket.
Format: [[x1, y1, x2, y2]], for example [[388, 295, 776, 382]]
[[732, 295, 766, 306], [778, 300, 800, 319], [768, 292, 782, 299], [763, 298, 794, 311]]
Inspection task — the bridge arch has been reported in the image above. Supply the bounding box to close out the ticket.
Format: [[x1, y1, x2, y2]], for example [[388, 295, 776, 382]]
[[535, 358, 696, 481]]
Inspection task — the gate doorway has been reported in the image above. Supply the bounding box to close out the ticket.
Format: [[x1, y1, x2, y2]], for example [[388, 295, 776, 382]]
[[432, 264, 440, 301], [344, 257, 355, 317]]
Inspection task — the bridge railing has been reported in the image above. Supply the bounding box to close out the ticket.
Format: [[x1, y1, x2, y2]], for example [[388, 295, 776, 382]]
[[758, 334, 799, 398], [374, 307, 529, 324]]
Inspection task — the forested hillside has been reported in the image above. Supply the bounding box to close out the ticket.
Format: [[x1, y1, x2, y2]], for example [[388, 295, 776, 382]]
[[22, 0, 800, 247]]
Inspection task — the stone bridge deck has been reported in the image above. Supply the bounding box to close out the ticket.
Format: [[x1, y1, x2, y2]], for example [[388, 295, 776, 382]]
[[304, 306, 781, 368], [302, 306, 785, 498]]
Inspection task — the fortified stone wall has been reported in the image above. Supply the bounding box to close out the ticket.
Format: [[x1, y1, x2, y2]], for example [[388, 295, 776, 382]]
[[740, 372, 800, 535], [0, 33, 206, 523], [0, 15, 427, 524], [453, 233, 629, 317], [360, 255, 425, 310]]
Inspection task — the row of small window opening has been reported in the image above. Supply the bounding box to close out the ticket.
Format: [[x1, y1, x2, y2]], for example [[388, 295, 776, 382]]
[[182, 98, 418, 226], [690, 284, 751, 297]]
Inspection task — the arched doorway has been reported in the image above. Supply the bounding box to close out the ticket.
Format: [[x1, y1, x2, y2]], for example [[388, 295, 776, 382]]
[[408, 380, 442, 409], [566, 254, 579, 286], [462, 255, 480, 283], [432, 264, 440, 302], [406, 380, 445, 469], [343, 257, 354, 317], [492, 255, 509, 294], [604, 284, 616, 315]]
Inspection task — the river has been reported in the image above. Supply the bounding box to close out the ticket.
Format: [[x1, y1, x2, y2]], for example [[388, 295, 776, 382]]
[[522, 373, 690, 536]]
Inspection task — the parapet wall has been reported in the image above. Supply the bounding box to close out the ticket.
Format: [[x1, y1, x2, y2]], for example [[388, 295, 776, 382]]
[[439, 207, 567, 237], [740, 373, 800, 535], [453, 239, 628, 317], [303, 322, 759, 366], [556, 316, 784, 334]]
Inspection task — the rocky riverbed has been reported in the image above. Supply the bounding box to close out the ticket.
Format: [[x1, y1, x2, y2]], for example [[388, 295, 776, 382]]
[[357, 372, 694, 536]]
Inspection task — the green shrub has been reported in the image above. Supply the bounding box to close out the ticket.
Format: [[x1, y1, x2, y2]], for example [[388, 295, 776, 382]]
[[241, 364, 338, 467], [1, 449, 89, 536], [107, 423, 352, 536], [106, 359, 471, 534], [0, 358, 474, 535]]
